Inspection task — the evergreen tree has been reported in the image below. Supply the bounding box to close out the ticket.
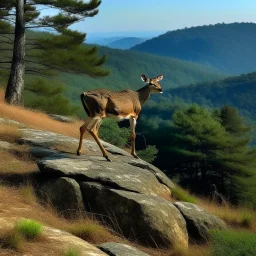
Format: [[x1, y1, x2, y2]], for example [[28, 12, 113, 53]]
[[0, 0, 108, 105], [167, 105, 256, 204]]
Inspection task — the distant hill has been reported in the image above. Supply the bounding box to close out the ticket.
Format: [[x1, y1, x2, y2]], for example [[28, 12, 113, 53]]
[[164, 72, 256, 120], [60, 46, 225, 107], [132, 23, 256, 75], [107, 37, 149, 49], [86, 36, 126, 46]]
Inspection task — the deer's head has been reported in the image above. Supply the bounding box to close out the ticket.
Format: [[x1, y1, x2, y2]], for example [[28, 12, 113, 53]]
[[141, 74, 163, 93]]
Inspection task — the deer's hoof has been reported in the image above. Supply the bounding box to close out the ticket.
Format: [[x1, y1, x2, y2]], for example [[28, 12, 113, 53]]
[[77, 151, 81, 156], [132, 154, 139, 159], [105, 155, 112, 162]]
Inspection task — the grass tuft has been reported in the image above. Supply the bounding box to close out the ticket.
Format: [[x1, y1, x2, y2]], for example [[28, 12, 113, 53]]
[[15, 219, 43, 240], [172, 186, 198, 204], [63, 248, 81, 256], [65, 220, 112, 244]]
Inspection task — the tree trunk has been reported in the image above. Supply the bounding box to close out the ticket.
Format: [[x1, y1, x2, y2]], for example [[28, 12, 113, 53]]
[[5, 0, 25, 105]]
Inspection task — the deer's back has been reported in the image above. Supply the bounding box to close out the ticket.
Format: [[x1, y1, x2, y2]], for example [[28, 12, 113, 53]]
[[83, 89, 141, 119]]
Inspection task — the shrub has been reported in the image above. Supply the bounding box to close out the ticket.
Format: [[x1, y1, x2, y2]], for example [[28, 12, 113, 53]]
[[15, 219, 43, 240], [209, 230, 256, 256], [172, 186, 198, 204], [99, 119, 130, 148], [137, 145, 158, 163]]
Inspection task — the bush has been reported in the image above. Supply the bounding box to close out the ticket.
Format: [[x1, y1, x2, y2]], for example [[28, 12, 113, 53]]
[[15, 219, 43, 240], [99, 119, 130, 148], [209, 230, 256, 256], [137, 145, 158, 163], [172, 186, 198, 204]]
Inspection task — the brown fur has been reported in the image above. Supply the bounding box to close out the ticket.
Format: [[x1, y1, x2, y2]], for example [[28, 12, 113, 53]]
[[77, 74, 163, 161]]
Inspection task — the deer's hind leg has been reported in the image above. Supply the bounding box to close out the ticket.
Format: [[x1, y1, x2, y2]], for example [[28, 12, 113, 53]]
[[88, 117, 112, 162], [77, 117, 99, 156]]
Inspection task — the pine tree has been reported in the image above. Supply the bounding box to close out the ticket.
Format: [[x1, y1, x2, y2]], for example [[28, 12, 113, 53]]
[[167, 105, 256, 204], [0, 0, 108, 105]]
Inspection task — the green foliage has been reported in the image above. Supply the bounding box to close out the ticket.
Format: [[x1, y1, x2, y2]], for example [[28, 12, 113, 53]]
[[99, 119, 130, 148], [24, 78, 79, 115], [209, 230, 256, 256], [171, 186, 198, 204], [169, 105, 256, 204], [137, 145, 158, 163], [132, 22, 256, 74], [15, 219, 43, 240], [63, 248, 81, 256], [0, 0, 108, 105]]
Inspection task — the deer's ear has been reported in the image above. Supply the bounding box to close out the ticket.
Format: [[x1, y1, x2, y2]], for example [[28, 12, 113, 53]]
[[156, 75, 163, 81], [141, 74, 149, 83]]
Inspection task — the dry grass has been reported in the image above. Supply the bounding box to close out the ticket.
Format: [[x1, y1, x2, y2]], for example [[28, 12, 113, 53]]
[[199, 200, 256, 231], [0, 90, 86, 139], [0, 149, 37, 176], [0, 124, 22, 143]]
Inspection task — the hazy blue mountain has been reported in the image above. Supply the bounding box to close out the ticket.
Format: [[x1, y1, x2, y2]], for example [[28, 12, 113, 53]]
[[107, 37, 149, 49], [132, 23, 256, 75], [86, 36, 126, 46]]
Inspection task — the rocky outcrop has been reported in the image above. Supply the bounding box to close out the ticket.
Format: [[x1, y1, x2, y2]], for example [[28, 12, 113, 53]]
[[97, 242, 150, 256], [81, 182, 188, 248], [174, 202, 227, 241], [14, 127, 226, 249]]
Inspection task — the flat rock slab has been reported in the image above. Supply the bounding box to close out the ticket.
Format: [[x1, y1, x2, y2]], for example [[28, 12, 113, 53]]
[[48, 114, 75, 123], [97, 242, 150, 256], [21, 129, 173, 192], [174, 202, 227, 241], [80, 182, 188, 249], [19, 128, 131, 157], [38, 155, 170, 197]]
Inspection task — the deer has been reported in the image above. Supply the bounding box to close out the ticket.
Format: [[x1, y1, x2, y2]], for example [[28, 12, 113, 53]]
[[76, 74, 163, 161]]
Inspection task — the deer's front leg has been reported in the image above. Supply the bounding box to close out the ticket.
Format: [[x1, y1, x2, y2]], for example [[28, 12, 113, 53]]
[[129, 117, 139, 158]]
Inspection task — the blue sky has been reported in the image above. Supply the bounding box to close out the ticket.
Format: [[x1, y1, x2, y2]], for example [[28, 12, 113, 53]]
[[43, 0, 256, 37], [74, 0, 256, 37]]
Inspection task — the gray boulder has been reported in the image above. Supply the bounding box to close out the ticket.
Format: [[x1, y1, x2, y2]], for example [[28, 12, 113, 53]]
[[41, 177, 84, 216], [80, 182, 188, 249], [0, 141, 11, 150], [38, 155, 171, 198], [174, 202, 227, 241], [48, 114, 75, 123], [97, 242, 150, 256]]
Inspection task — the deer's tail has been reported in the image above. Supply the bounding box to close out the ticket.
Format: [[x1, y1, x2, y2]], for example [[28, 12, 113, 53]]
[[80, 93, 90, 117]]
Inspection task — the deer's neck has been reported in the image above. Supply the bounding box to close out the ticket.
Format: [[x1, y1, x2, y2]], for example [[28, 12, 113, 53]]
[[137, 85, 151, 105]]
